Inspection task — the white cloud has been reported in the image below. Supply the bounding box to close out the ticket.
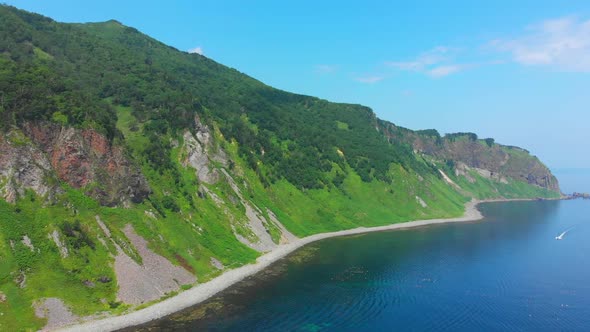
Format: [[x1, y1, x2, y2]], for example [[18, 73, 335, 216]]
[[427, 65, 466, 78], [387, 46, 468, 77], [355, 76, 384, 84], [492, 16, 590, 71], [188, 46, 204, 55], [386, 46, 452, 71], [315, 64, 338, 74]]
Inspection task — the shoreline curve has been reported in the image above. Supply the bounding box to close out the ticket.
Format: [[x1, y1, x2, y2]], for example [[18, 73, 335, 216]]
[[57, 198, 541, 332]]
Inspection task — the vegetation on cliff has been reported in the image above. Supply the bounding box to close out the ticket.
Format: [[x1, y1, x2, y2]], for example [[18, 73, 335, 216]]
[[0, 5, 560, 330]]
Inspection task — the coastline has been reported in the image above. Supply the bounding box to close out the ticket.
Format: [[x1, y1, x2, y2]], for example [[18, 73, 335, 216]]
[[58, 198, 536, 332]]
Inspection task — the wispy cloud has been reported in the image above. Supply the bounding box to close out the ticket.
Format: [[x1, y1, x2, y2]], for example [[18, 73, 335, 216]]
[[188, 46, 204, 55], [386, 46, 469, 78], [427, 64, 470, 78], [355, 76, 384, 84], [375, 16, 590, 78], [386, 46, 453, 71], [491, 16, 590, 72], [314, 64, 338, 74]]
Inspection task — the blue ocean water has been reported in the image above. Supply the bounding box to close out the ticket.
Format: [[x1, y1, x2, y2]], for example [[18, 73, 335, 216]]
[[133, 199, 590, 332]]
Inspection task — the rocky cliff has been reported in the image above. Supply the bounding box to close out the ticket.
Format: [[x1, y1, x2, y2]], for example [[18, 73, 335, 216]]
[[0, 5, 561, 331], [0, 123, 150, 206], [379, 121, 560, 194], [0, 131, 56, 203]]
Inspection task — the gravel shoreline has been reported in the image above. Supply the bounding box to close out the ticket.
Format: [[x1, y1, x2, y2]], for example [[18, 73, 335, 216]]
[[57, 199, 508, 332]]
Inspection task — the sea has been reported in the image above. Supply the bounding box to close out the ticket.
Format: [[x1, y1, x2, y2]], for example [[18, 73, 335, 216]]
[[131, 170, 590, 331]]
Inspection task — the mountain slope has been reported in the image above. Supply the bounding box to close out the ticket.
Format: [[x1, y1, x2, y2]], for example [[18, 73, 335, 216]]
[[0, 5, 560, 331], [379, 123, 560, 197]]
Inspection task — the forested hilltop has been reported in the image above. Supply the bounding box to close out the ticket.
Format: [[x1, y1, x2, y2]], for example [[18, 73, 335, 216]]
[[0, 5, 560, 330]]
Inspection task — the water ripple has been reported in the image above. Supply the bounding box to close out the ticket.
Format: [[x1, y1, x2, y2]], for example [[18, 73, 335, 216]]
[[133, 200, 590, 332]]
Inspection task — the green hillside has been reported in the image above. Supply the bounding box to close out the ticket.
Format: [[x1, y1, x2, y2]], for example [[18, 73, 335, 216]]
[[0, 5, 560, 331]]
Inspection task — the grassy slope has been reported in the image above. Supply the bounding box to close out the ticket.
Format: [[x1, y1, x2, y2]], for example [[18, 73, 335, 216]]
[[0, 6, 561, 331], [0, 98, 560, 332], [0, 116, 558, 331]]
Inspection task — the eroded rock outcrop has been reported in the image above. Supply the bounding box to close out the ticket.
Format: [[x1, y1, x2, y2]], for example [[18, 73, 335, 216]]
[[181, 116, 297, 252], [181, 116, 228, 184], [437, 140, 558, 191], [0, 132, 57, 203], [21, 123, 150, 206], [378, 122, 560, 192]]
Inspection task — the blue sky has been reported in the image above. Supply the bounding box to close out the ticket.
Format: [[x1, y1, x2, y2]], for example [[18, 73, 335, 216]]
[[6, 0, 590, 169]]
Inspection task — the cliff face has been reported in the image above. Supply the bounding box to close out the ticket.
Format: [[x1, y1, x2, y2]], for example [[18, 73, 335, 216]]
[[0, 132, 57, 203], [378, 122, 560, 194], [0, 123, 150, 206]]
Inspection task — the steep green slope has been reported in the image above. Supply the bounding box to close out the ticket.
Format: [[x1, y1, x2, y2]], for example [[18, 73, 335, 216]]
[[0, 5, 560, 330], [0, 6, 424, 189]]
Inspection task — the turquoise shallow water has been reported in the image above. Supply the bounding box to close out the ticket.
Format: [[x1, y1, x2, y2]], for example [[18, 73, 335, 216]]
[[131, 199, 590, 331]]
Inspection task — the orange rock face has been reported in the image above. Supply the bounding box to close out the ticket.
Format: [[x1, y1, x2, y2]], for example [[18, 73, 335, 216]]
[[22, 122, 150, 206]]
